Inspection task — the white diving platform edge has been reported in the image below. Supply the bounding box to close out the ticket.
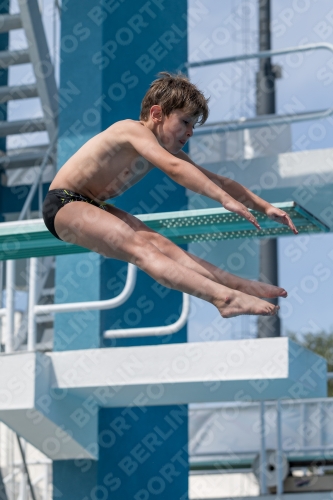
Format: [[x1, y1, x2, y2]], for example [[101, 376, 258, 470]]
[[0, 338, 326, 460]]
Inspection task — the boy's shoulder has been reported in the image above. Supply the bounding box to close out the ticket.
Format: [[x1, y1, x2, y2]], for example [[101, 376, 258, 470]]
[[106, 119, 155, 143], [108, 118, 142, 131]]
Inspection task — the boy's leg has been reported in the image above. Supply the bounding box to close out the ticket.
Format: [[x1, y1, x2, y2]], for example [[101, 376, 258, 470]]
[[157, 248, 287, 299], [106, 205, 286, 299], [54, 202, 279, 318]]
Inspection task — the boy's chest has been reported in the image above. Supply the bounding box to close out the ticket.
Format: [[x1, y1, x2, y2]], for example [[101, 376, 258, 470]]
[[101, 155, 155, 197]]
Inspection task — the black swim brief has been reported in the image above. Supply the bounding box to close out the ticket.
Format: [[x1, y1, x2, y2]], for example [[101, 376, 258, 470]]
[[42, 188, 110, 240]]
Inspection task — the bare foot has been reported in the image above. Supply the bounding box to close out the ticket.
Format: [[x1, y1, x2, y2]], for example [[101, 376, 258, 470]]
[[214, 290, 280, 318], [235, 279, 287, 299]]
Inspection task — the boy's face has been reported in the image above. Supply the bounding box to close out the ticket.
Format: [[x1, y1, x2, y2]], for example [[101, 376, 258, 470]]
[[156, 108, 198, 154]]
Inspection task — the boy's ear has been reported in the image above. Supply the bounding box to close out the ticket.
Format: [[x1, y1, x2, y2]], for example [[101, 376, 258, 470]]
[[150, 105, 163, 123]]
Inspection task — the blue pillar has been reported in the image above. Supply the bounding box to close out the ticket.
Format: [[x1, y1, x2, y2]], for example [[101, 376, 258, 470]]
[[0, 0, 9, 224], [53, 1, 189, 499]]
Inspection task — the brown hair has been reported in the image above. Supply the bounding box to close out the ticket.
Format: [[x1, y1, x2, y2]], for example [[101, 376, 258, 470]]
[[140, 72, 209, 125]]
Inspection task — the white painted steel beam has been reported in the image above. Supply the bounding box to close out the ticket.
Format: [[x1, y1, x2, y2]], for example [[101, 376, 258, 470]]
[[0, 145, 48, 169], [0, 352, 97, 461], [0, 338, 326, 460], [0, 117, 45, 136], [0, 84, 38, 103], [0, 14, 22, 33], [49, 338, 326, 407], [0, 48, 30, 67]]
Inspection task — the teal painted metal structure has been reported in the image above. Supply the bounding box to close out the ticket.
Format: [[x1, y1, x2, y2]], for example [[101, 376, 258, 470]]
[[139, 202, 329, 243], [0, 0, 9, 225], [0, 202, 329, 261]]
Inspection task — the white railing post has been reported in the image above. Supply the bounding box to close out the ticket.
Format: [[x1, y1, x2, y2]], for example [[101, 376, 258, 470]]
[[43, 463, 49, 500], [0, 261, 3, 301], [320, 401, 325, 449], [5, 260, 15, 353], [28, 258, 38, 351], [276, 400, 283, 494], [260, 400, 267, 495], [0, 261, 3, 347], [301, 402, 306, 449]]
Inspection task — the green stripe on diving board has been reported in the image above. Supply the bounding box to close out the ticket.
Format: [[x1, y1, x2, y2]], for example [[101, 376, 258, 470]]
[[0, 202, 329, 261]]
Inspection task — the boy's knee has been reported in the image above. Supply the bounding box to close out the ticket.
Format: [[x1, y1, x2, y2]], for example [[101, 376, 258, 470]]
[[131, 236, 159, 266], [155, 235, 175, 256], [103, 231, 126, 250]]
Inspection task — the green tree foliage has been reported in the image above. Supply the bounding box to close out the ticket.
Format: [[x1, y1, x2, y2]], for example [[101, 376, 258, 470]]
[[288, 330, 333, 396]]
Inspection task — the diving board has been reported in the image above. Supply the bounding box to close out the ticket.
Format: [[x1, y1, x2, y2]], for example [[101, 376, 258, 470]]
[[0, 202, 329, 260], [0, 338, 326, 460]]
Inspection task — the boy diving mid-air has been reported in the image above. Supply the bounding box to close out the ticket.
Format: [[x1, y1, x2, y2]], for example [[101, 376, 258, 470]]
[[43, 72, 297, 318]]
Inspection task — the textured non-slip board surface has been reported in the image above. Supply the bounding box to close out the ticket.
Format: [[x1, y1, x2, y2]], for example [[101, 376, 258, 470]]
[[139, 202, 329, 244], [0, 202, 329, 260]]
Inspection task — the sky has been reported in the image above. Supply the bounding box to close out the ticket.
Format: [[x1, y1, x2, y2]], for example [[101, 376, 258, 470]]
[[5, 0, 333, 340], [187, 0, 333, 340]]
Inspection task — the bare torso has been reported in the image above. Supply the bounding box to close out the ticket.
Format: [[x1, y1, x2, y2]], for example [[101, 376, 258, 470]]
[[49, 120, 155, 202]]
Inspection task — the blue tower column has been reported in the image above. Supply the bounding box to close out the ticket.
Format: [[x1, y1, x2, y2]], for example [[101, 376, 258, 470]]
[[53, 1, 189, 499], [0, 0, 9, 224]]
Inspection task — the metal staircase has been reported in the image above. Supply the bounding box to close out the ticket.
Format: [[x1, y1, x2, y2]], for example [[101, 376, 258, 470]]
[[13, 256, 55, 352], [0, 0, 57, 170], [0, 0, 58, 353]]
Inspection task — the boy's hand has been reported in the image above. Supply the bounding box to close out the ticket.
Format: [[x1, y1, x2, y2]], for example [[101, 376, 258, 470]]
[[265, 205, 298, 234], [222, 195, 261, 230]]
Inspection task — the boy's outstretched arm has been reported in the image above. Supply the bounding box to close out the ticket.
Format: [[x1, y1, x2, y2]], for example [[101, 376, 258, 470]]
[[176, 150, 298, 235], [126, 122, 261, 230]]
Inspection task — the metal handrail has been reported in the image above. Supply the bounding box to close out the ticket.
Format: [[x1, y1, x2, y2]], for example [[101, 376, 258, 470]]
[[189, 42, 333, 133], [34, 264, 137, 313], [104, 293, 190, 339], [190, 396, 333, 410], [27, 261, 138, 350], [190, 398, 333, 491], [28, 255, 189, 346], [190, 445, 333, 458]]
